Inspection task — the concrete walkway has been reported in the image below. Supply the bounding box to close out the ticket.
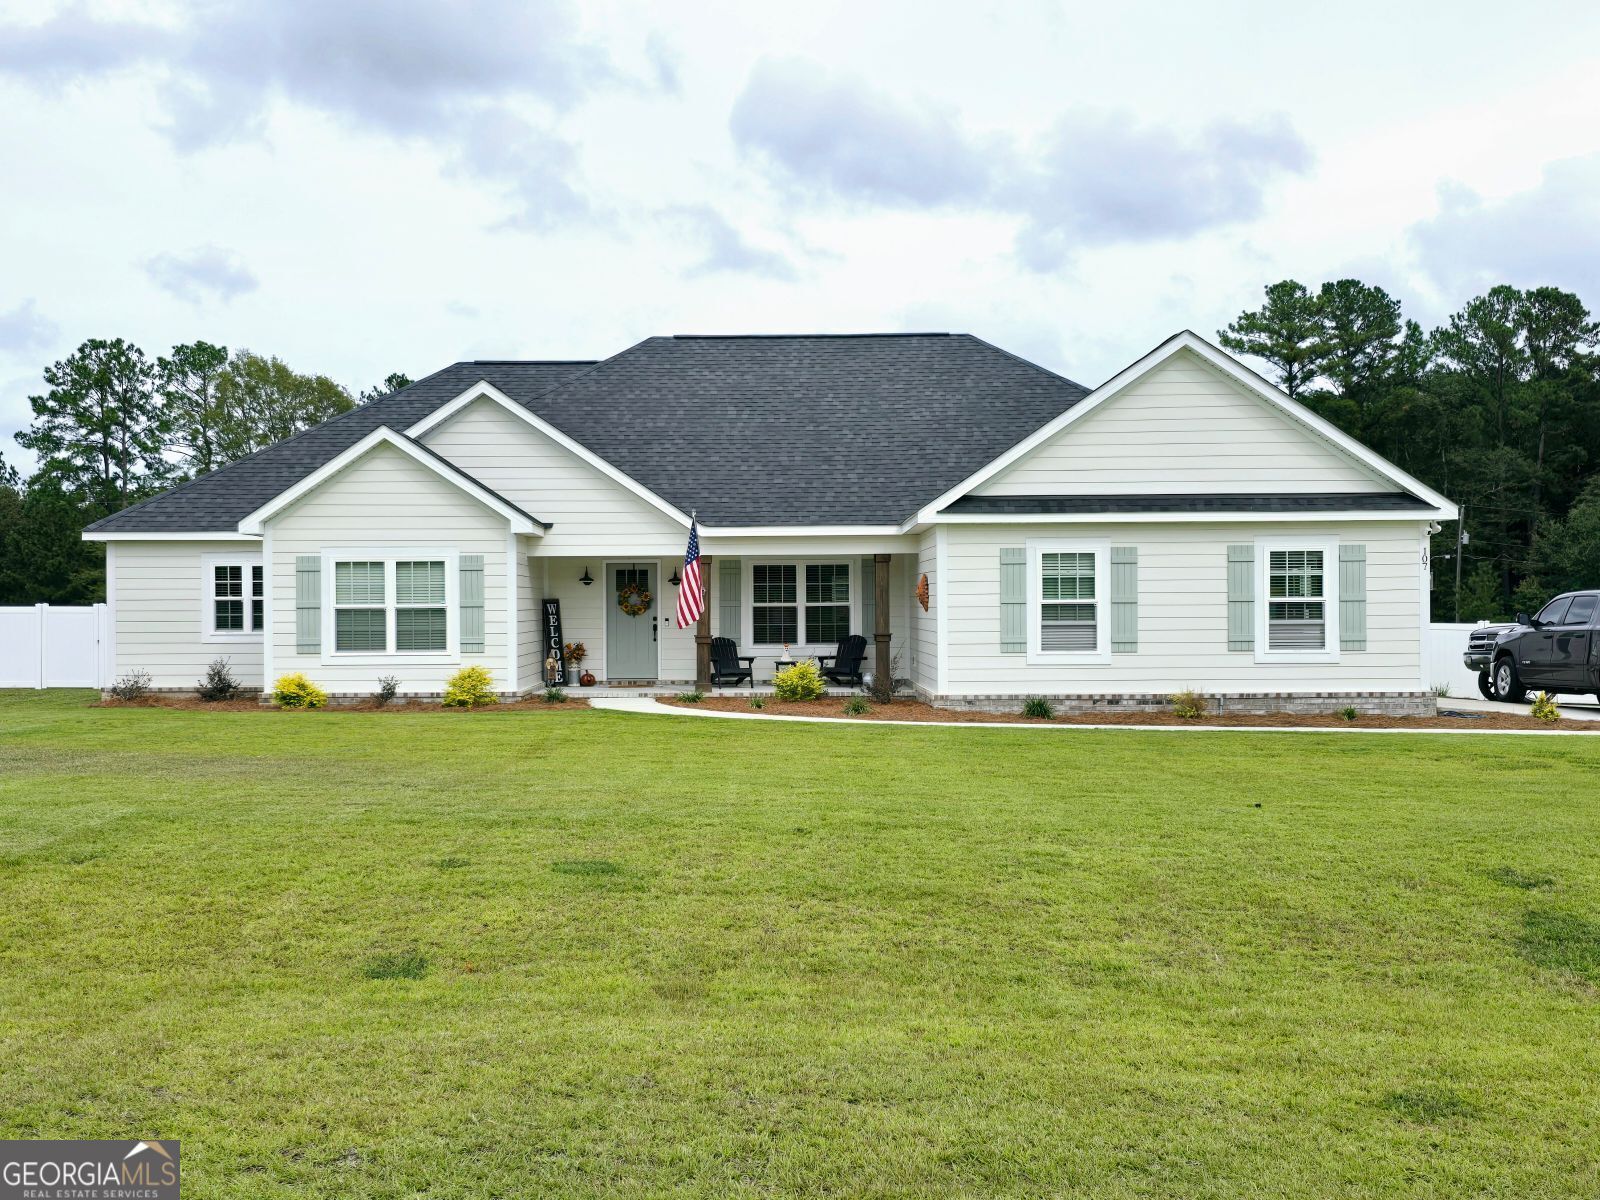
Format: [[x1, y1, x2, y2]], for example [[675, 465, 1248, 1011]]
[[588, 696, 1600, 736]]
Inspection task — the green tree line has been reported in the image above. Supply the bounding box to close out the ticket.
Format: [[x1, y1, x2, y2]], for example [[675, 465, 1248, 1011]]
[[1220, 280, 1600, 621], [0, 338, 410, 604]]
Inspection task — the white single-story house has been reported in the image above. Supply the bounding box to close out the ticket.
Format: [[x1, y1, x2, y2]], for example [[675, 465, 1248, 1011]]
[[84, 330, 1456, 713]]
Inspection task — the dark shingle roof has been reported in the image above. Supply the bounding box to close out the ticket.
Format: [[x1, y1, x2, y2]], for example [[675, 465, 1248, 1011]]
[[941, 493, 1434, 515], [87, 334, 1091, 533]]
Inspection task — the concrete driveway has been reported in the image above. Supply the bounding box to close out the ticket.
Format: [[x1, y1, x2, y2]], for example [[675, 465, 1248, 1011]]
[[1441, 695, 1600, 722]]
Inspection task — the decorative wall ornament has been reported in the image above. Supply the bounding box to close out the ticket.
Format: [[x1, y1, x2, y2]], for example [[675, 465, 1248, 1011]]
[[916, 573, 930, 612]]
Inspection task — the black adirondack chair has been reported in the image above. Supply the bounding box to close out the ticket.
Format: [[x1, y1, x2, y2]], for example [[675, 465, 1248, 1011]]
[[709, 637, 756, 687], [817, 634, 868, 686]]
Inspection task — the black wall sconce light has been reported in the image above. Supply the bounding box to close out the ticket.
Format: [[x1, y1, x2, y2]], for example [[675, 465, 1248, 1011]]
[[669, 569, 682, 586], [579, 567, 593, 586]]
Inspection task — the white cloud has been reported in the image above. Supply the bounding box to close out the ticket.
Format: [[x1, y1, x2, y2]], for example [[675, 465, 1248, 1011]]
[[144, 247, 259, 304], [0, 299, 58, 353], [729, 58, 1312, 269], [1408, 155, 1600, 300]]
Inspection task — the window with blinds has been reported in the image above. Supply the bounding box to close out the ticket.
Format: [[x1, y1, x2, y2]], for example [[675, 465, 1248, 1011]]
[[1268, 549, 1325, 650], [1040, 551, 1097, 652], [335, 561, 387, 652], [395, 560, 447, 652], [210, 561, 264, 634], [749, 562, 852, 645]]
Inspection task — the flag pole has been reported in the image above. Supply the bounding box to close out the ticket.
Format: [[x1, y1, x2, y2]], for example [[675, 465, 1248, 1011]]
[[684, 509, 712, 690]]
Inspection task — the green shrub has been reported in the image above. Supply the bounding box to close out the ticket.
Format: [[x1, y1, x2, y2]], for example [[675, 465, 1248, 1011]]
[[1530, 692, 1560, 723], [273, 673, 328, 709], [676, 690, 706, 703], [1432, 682, 1452, 699], [109, 669, 151, 702], [196, 657, 242, 702], [842, 695, 871, 716], [375, 675, 399, 706], [772, 659, 825, 702], [749, 695, 766, 710], [1021, 697, 1054, 719], [1170, 689, 1208, 719], [1339, 706, 1359, 721], [443, 665, 499, 708], [541, 686, 568, 704]]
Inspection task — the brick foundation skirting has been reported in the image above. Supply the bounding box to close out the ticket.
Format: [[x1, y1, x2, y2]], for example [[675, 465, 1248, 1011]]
[[915, 687, 1437, 718]]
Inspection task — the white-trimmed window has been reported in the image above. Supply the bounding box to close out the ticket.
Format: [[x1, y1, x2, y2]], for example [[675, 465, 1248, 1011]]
[[746, 560, 854, 648], [1026, 540, 1110, 663], [202, 554, 263, 641], [1255, 537, 1339, 662], [325, 552, 456, 658]]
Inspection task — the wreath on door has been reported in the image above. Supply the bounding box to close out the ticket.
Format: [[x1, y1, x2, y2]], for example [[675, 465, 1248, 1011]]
[[617, 581, 653, 617]]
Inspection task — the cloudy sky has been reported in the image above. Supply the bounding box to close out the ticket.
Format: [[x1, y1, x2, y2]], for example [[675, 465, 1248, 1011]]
[[4, 0, 1600, 473]]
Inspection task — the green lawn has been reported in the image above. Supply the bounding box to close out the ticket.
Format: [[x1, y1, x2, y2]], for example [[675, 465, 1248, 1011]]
[[3, 692, 1599, 1198]]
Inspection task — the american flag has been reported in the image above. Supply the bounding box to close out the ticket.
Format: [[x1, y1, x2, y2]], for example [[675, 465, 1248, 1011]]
[[675, 516, 705, 629]]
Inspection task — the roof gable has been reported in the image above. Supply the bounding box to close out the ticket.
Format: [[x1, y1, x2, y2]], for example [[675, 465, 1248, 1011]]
[[237, 427, 542, 535], [972, 348, 1394, 497], [413, 390, 689, 552], [919, 331, 1456, 522]]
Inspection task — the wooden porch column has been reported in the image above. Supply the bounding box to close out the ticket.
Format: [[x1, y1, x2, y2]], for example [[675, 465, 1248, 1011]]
[[695, 555, 712, 690], [873, 553, 892, 702]]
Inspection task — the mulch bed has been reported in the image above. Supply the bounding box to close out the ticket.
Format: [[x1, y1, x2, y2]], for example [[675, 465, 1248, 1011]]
[[660, 695, 1594, 731], [94, 696, 590, 713]]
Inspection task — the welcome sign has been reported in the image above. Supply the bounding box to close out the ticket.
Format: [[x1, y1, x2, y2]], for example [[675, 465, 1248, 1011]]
[[542, 598, 566, 686]]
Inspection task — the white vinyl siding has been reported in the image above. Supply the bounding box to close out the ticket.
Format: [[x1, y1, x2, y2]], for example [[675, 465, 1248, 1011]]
[[420, 396, 687, 554], [268, 441, 508, 694], [914, 529, 937, 694], [112, 541, 266, 690], [973, 350, 1393, 497], [938, 521, 1427, 696]]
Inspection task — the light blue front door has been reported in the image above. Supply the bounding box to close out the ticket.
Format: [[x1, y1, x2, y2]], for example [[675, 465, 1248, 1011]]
[[606, 562, 657, 681]]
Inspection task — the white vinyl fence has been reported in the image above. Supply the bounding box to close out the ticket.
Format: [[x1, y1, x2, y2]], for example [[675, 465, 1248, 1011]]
[[0, 604, 113, 689], [1425, 621, 1491, 699]]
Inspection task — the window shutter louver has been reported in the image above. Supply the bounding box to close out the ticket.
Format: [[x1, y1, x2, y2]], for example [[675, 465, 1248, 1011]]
[[460, 554, 485, 653], [1110, 546, 1138, 652], [719, 558, 741, 639], [860, 557, 875, 639], [1340, 544, 1367, 651], [1227, 544, 1254, 651], [295, 555, 320, 652], [999, 548, 1025, 653]]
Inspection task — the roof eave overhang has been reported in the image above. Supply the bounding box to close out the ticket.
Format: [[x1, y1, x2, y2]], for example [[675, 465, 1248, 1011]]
[[83, 530, 263, 543], [914, 508, 1452, 527]]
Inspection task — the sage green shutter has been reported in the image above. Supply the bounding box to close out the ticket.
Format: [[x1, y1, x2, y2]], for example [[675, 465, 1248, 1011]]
[[1110, 546, 1138, 652], [295, 555, 320, 652], [859, 557, 875, 638], [718, 558, 741, 639], [459, 554, 484, 653], [999, 548, 1026, 653], [1339, 544, 1367, 651], [1227, 544, 1254, 651]]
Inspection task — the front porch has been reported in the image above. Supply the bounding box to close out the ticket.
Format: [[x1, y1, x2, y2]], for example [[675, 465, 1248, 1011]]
[[528, 549, 915, 697]]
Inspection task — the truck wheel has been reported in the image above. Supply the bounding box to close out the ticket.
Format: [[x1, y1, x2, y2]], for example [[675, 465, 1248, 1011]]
[[1476, 671, 1495, 700], [1491, 656, 1528, 704]]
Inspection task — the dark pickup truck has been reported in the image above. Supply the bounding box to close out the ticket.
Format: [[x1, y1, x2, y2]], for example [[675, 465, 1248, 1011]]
[[1464, 591, 1600, 702]]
